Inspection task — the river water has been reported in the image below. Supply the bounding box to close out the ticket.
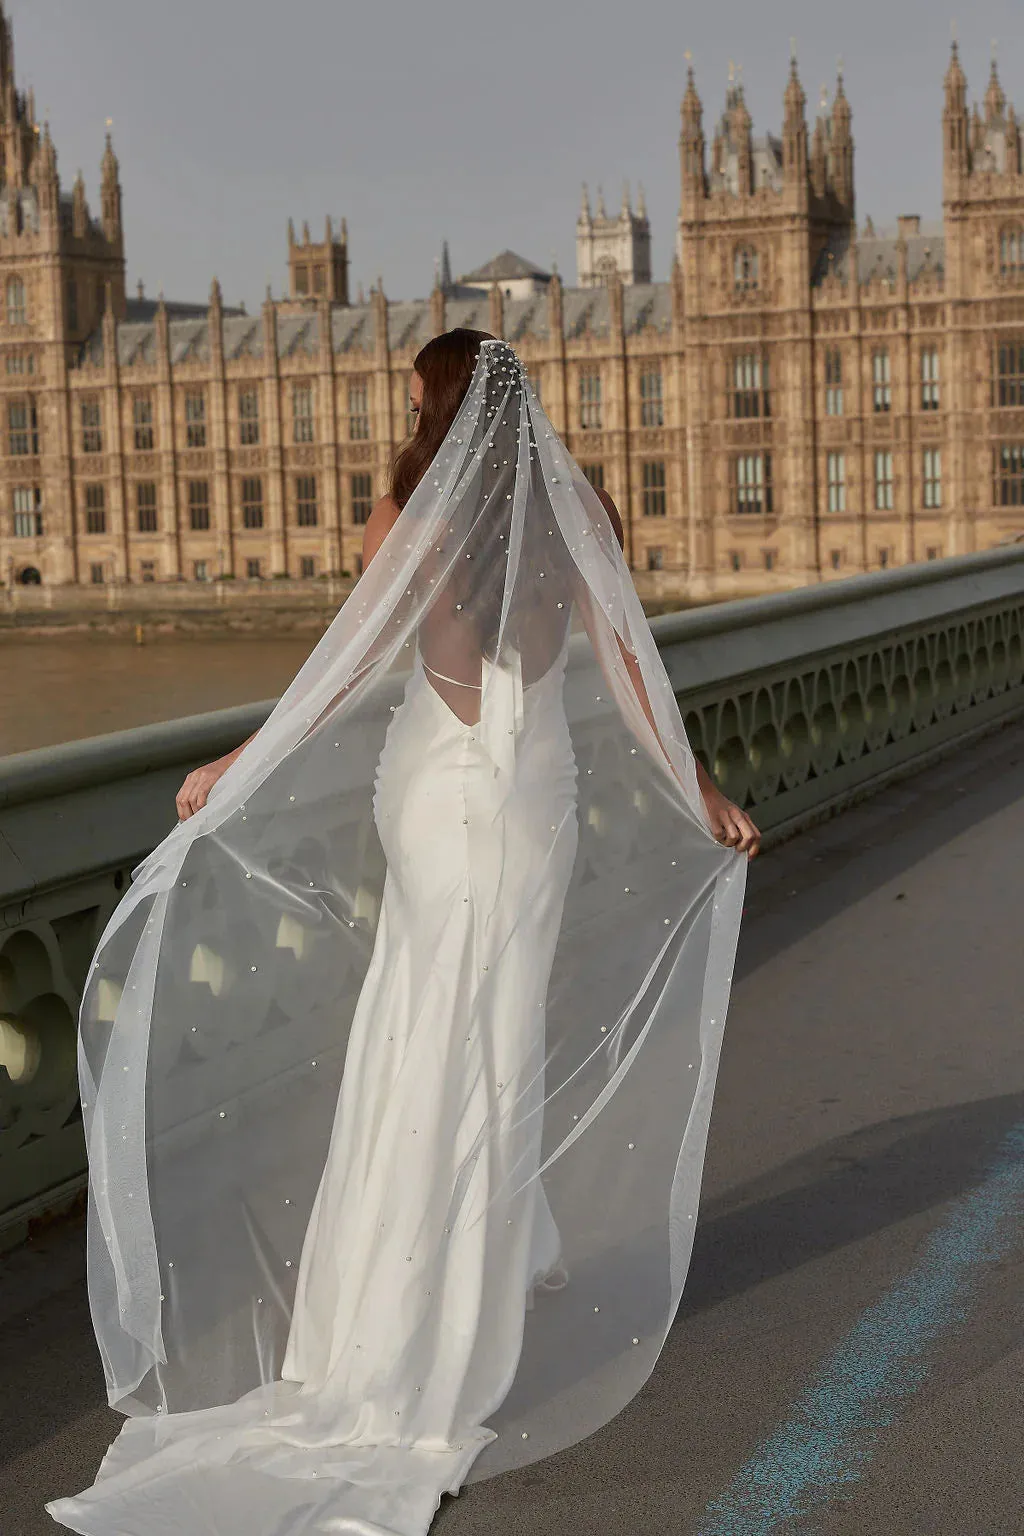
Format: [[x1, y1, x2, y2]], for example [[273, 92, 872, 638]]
[[0, 635, 319, 757]]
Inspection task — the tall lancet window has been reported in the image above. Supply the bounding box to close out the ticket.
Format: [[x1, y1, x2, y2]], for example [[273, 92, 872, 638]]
[[6, 276, 26, 326], [1000, 226, 1024, 278], [733, 245, 760, 292]]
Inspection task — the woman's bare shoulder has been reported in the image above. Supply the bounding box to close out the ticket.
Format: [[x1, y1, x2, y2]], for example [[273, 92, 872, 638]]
[[593, 486, 624, 551], [361, 495, 403, 568]]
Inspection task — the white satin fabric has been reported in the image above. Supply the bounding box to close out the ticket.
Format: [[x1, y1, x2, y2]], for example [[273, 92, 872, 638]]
[[48, 635, 578, 1536]]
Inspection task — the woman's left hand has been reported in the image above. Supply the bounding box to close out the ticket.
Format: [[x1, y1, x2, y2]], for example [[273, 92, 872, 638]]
[[702, 788, 761, 860]]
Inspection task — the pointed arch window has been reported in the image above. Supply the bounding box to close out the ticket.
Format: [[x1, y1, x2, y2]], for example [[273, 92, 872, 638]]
[[733, 245, 760, 292], [7, 276, 26, 326], [1000, 226, 1024, 278]]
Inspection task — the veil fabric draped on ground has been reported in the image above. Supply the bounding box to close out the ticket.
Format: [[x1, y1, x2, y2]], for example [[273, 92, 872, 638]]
[[47, 337, 746, 1535]]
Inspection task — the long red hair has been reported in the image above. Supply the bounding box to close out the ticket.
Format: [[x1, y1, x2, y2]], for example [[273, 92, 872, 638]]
[[388, 328, 494, 510]]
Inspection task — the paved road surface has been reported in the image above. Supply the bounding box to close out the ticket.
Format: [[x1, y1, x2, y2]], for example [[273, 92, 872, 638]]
[[4, 718, 1023, 1535]]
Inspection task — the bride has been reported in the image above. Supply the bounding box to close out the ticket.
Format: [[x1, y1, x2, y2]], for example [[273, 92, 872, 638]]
[[47, 330, 759, 1536]]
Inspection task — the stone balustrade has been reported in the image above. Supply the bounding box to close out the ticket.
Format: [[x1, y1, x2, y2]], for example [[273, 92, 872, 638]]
[[2, 546, 1023, 1248]]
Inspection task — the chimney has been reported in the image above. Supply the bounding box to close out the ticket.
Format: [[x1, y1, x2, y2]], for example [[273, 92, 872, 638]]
[[897, 214, 921, 240]]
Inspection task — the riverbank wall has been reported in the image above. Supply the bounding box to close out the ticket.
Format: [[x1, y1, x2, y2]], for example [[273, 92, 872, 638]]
[[0, 576, 731, 638]]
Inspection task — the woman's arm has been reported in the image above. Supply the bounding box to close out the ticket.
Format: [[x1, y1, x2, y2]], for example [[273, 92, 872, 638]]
[[577, 487, 760, 860], [176, 498, 404, 820]]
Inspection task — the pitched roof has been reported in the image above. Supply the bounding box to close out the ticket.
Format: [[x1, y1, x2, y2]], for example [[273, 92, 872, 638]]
[[812, 224, 946, 286], [78, 279, 675, 370], [458, 249, 551, 284]]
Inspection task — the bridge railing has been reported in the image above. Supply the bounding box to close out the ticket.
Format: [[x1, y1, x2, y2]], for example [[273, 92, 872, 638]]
[[2, 546, 1022, 1247]]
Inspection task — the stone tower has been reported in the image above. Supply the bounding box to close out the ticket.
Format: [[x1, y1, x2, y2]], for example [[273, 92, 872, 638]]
[[0, 1, 126, 353], [576, 180, 652, 287], [942, 43, 1024, 299], [287, 215, 350, 303]]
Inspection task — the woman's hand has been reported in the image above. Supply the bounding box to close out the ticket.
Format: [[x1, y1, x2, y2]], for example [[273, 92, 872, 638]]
[[702, 786, 762, 861], [175, 755, 231, 822]]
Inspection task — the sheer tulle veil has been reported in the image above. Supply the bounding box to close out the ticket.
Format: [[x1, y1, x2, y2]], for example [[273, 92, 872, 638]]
[[68, 335, 746, 1495]]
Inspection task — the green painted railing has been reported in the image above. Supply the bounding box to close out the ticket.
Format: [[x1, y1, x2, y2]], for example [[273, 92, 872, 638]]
[[2, 546, 1023, 1247]]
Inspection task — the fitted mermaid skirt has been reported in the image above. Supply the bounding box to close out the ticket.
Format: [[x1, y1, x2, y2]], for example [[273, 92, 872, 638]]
[[47, 652, 579, 1536]]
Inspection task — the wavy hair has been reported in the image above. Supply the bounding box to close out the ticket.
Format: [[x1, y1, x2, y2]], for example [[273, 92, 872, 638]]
[[388, 327, 494, 510]]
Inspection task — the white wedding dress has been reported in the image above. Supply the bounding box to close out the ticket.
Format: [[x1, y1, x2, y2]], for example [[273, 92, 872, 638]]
[[48, 633, 579, 1536], [47, 337, 747, 1536]]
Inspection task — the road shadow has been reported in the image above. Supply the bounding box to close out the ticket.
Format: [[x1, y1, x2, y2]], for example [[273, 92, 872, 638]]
[[683, 1088, 1024, 1319]]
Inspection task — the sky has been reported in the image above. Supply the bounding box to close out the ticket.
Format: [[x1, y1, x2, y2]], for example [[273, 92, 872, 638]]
[[5, 0, 1022, 311]]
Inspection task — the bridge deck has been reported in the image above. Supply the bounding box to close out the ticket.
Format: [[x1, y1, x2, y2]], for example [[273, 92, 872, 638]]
[[5, 716, 1023, 1535]]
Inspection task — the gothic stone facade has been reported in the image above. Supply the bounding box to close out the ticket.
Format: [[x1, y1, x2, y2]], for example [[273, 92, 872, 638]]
[[2, 22, 1024, 598]]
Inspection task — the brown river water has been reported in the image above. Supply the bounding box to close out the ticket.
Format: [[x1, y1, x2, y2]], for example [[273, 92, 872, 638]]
[[0, 635, 319, 757]]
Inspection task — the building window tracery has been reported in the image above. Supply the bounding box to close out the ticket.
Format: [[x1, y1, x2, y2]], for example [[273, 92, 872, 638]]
[[731, 453, 773, 515], [730, 353, 771, 418], [579, 371, 602, 430], [80, 399, 102, 454], [185, 392, 207, 449], [238, 389, 260, 445], [639, 369, 664, 426], [136, 481, 157, 532], [825, 350, 844, 416], [84, 483, 106, 534], [999, 226, 1023, 277], [641, 460, 666, 516], [6, 276, 26, 326], [133, 395, 154, 451], [242, 477, 264, 528], [293, 383, 315, 444], [733, 245, 760, 292]]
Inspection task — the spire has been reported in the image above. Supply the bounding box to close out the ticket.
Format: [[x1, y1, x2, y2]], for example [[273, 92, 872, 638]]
[[35, 119, 57, 217], [371, 274, 389, 363], [832, 62, 851, 130], [72, 167, 88, 238], [579, 181, 592, 224], [679, 57, 706, 205], [811, 107, 828, 201], [1007, 102, 1021, 175], [208, 276, 224, 361], [732, 77, 753, 195], [288, 216, 295, 245], [0, 3, 13, 98], [101, 128, 118, 183], [637, 181, 647, 218], [100, 129, 122, 244], [620, 179, 631, 217], [783, 48, 809, 200], [36, 119, 56, 183], [984, 44, 1006, 123], [440, 237, 452, 291], [831, 63, 854, 212], [340, 215, 347, 242], [488, 279, 504, 340], [596, 184, 606, 218], [785, 44, 805, 117], [682, 58, 702, 127], [547, 263, 563, 337], [944, 37, 967, 106], [943, 38, 970, 184], [430, 271, 445, 335]]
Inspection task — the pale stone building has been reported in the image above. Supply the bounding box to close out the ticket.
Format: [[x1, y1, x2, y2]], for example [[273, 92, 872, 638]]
[[1, 5, 1022, 600], [577, 182, 652, 288]]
